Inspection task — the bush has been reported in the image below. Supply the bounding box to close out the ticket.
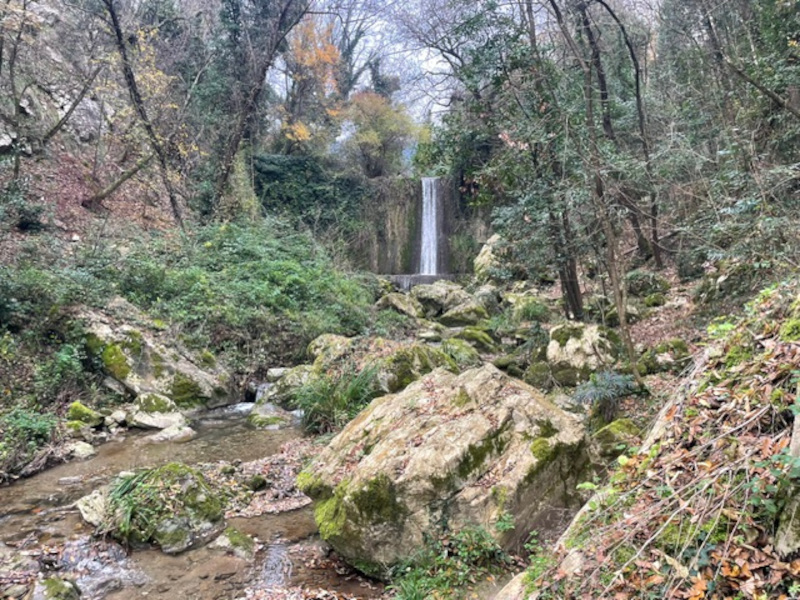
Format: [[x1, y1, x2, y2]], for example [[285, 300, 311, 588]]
[[0, 408, 58, 479], [573, 371, 639, 424], [388, 526, 514, 599], [295, 365, 380, 433]]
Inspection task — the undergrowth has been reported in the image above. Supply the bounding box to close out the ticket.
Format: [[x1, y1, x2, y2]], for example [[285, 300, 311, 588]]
[[529, 280, 800, 599], [388, 526, 515, 599], [295, 364, 380, 433]]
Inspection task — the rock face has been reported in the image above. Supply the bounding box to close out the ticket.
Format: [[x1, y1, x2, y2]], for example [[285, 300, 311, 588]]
[[81, 298, 230, 410], [298, 365, 590, 576]]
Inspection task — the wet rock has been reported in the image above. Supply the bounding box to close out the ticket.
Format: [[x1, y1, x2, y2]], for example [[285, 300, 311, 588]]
[[32, 577, 80, 600], [67, 441, 96, 460], [298, 364, 590, 576], [145, 424, 197, 443], [127, 409, 187, 430], [76, 489, 108, 527], [247, 403, 292, 429], [376, 293, 423, 319], [209, 527, 255, 561]]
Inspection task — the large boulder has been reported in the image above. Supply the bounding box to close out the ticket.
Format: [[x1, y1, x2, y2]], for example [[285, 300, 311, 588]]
[[474, 234, 503, 283], [546, 324, 619, 386], [410, 281, 473, 319], [297, 365, 590, 577], [376, 293, 423, 319], [78, 463, 224, 554], [81, 298, 230, 410], [439, 300, 489, 327]]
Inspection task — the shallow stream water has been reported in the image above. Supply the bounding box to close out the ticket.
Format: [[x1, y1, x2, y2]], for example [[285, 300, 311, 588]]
[[0, 405, 383, 599]]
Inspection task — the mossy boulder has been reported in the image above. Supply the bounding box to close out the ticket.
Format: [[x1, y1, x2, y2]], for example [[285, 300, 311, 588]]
[[374, 343, 457, 393], [593, 418, 640, 458], [307, 334, 355, 367], [134, 393, 177, 414], [441, 338, 482, 369], [258, 364, 317, 409], [473, 234, 503, 283], [79, 463, 225, 554], [80, 299, 231, 410], [376, 293, 423, 319], [453, 327, 499, 354], [625, 269, 670, 297], [247, 402, 292, 429], [410, 281, 473, 318], [547, 324, 619, 387], [524, 361, 552, 390], [438, 301, 490, 327], [298, 365, 590, 574], [644, 293, 667, 308], [66, 401, 103, 428], [639, 339, 691, 375], [474, 284, 503, 314]]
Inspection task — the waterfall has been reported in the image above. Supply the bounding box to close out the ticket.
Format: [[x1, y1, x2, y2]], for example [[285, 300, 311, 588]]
[[420, 177, 439, 275]]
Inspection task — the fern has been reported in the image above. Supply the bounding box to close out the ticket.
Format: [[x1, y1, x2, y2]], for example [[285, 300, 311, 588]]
[[573, 371, 638, 424]]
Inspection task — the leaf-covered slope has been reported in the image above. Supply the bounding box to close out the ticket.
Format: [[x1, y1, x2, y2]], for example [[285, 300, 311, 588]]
[[528, 281, 800, 599]]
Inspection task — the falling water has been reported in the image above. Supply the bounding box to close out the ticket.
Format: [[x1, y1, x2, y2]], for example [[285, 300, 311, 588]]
[[420, 177, 440, 275]]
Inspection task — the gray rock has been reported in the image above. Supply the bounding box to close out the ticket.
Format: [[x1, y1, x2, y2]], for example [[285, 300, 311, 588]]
[[127, 410, 187, 430], [145, 425, 197, 443], [67, 441, 96, 460], [298, 364, 590, 576]]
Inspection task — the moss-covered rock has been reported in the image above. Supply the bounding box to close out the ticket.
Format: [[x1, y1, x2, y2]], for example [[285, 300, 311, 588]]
[[411, 281, 473, 318], [474, 234, 503, 283], [639, 338, 691, 375], [66, 401, 103, 427], [593, 418, 639, 458], [376, 343, 457, 393], [625, 269, 670, 297], [438, 301, 490, 327], [80, 301, 232, 409], [524, 361, 553, 390], [134, 393, 176, 414], [246, 402, 292, 429], [298, 364, 589, 573], [376, 293, 423, 319], [644, 293, 667, 308], [441, 338, 482, 369], [547, 324, 618, 387], [453, 327, 499, 354], [81, 462, 225, 554]]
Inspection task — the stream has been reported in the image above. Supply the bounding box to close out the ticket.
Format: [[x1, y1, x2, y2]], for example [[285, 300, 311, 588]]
[[0, 405, 384, 599]]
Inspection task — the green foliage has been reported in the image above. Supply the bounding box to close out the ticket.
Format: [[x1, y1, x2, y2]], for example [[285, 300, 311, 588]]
[[252, 154, 367, 231], [108, 220, 373, 364], [573, 371, 638, 424], [295, 365, 380, 433], [0, 408, 58, 480], [388, 526, 514, 599], [0, 177, 46, 232]]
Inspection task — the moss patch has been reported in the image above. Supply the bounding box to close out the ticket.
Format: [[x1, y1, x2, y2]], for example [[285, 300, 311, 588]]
[[247, 414, 286, 428], [136, 393, 174, 413], [170, 373, 206, 408], [66, 401, 103, 427], [454, 327, 498, 354], [102, 343, 131, 380], [456, 422, 511, 480], [551, 324, 586, 348], [351, 474, 407, 524], [42, 577, 80, 600]]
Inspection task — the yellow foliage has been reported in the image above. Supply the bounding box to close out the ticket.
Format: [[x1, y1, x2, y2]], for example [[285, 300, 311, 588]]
[[285, 121, 312, 142]]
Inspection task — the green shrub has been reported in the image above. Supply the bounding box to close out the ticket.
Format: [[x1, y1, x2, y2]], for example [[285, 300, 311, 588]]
[[295, 365, 380, 433], [0, 408, 58, 479], [388, 526, 514, 599], [514, 298, 550, 323], [573, 371, 639, 424]]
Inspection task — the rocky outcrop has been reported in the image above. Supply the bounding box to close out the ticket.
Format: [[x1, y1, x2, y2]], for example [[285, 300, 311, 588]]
[[297, 364, 590, 576], [80, 298, 231, 410]]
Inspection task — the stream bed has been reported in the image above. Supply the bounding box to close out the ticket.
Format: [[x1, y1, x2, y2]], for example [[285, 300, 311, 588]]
[[0, 405, 383, 599]]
